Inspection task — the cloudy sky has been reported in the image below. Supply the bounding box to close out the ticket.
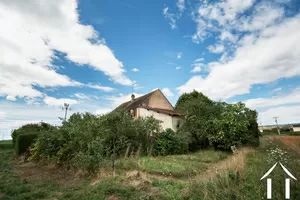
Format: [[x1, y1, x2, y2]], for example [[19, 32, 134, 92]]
[[1, 0, 300, 139]]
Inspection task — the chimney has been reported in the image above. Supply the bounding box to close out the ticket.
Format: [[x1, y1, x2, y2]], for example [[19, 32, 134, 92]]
[[131, 94, 135, 101]]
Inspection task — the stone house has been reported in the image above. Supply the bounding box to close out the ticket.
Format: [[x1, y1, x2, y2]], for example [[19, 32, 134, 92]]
[[114, 89, 183, 131]]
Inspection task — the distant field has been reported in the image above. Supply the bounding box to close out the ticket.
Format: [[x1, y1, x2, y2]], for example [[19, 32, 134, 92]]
[[0, 140, 12, 149]]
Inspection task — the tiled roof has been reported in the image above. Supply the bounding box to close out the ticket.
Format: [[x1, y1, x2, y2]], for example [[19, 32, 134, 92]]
[[113, 90, 156, 111], [113, 89, 183, 116]]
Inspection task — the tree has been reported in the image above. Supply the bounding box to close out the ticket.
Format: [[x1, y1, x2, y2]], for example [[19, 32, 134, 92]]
[[176, 91, 260, 151]]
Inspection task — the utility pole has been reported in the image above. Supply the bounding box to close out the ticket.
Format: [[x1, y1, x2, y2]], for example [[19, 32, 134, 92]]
[[131, 81, 136, 94], [273, 116, 280, 135], [59, 103, 71, 122]]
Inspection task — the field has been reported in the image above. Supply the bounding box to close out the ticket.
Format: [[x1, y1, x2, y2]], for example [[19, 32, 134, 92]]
[[0, 140, 12, 150], [1, 136, 300, 199]]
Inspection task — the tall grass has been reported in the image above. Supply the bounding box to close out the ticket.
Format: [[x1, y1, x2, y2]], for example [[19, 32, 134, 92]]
[[186, 138, 300, 199]]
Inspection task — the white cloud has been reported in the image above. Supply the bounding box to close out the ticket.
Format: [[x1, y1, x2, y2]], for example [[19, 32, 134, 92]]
[[0, 0, 132, 102], [194, 58, 204, 62], [244, 88, 300, 109], [95, 108, 112, 115], [106, 93, 144, 107], [177, 52, 183, 59], [192, 0, 256, 42], [271, 87, 282, 93], [259, 105, 300, 125], [0, 101, 112, 139], [207, 44, 224, 53], [178, 15, 300, 100], [239, 3, 284, 31], [43, 96, 79, 106], [191, 67, 202, 73], [176, 66, 181, 70], [177, 0, 185, 12], [131, 68, 139, 72], [0, 111, 6, 119], [162, 7, 178, 29], [6, 96, 16, 101], [74, 93, 89, 100], [86, 84, 115, 92], [220, 31, 238, 42], [162, 88, 174, 97]]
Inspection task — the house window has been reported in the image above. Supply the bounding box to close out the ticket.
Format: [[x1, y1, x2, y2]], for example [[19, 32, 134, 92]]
[[130, 109, 137, 118]]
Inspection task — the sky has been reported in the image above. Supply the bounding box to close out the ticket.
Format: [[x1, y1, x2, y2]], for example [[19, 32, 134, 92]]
[[1, 0, 300, 139]]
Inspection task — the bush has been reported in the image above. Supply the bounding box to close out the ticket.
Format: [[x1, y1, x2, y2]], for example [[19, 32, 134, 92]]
[[15, 133, 39, 156], [30, 112, 163, 173], [153, 129, 189, 156], [11, 122, 55, 147]]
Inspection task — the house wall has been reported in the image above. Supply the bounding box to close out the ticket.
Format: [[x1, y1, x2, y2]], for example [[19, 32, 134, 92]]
[[138, 108, 181, 131], [143, 90, 173, 110], [293, 127, 300, 132]]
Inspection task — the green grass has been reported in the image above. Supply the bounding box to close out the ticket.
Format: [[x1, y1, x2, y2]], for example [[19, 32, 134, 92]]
[[117, 150, 229, 178], [0, 149, 143, 200], [0, 140, 12, 150], [1, 137, 300, 200]]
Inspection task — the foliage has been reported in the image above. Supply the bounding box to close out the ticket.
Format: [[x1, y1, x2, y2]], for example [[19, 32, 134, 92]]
[[30, 111, 162, 173], [152, 128, 189, 156], [11, 122, 55, 147], [175, 90, 213, 112], [176, 91, 260, 151], [15, 133, 39, 156]]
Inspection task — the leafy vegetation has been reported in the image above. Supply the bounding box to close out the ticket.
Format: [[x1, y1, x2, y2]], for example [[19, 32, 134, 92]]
[[2, 136, 300, 199], [30, 112, 163, 173], [11, 122, 55, 147], [176, 90, 260, 151], [15, 133, 38, 156], [152, 128, 189, 156]]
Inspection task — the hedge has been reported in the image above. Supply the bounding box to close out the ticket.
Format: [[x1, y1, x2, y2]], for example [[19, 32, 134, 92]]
[[15, 133, 39, 156]]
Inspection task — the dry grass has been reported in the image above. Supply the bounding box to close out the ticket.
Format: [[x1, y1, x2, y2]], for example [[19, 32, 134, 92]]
[[192, 147, 253, 181]]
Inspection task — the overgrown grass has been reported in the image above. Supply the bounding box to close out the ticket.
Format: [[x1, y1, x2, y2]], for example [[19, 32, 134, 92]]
[[1, 137, 300, 200], [186, 137, 300, 200], [117, 150, 229, 178], [0, 149, 143, 200], [0, 140, 12, 150]]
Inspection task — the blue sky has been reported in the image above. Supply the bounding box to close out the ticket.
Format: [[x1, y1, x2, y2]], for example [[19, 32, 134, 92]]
[[1, 0, 300, 139]]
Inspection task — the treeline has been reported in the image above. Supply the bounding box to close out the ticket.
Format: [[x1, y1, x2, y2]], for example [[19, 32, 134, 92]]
[[12, 91, 259, 173]]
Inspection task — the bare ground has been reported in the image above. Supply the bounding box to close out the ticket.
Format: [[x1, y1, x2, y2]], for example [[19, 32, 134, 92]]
[[266, 135, 300, 155]]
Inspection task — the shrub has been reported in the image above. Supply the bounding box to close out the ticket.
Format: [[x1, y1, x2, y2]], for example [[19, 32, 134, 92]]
[[30, 112, 163, 173], [11, 122, 55, 147], [153, 129, 189, 156], [15, 133, 39, 156]]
